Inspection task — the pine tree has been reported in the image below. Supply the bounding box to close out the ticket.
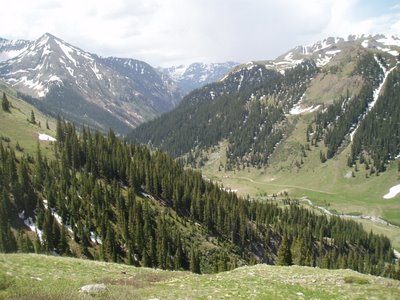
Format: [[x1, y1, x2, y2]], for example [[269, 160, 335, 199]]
[[277, 235, 293, 266], [58, 225, 69, 255], [0, 190, 17, 253], [1, 92, 10, 112], [190, 246, 201, 274], [30, 110, 36, 124]]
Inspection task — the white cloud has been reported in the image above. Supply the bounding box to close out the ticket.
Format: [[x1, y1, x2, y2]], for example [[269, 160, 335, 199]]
[[1, 0, 399, 66]]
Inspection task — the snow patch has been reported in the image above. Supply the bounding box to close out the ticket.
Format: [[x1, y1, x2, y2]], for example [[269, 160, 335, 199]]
[[165, 64, 188, 81], [369, 56, 396, 112], [237, 74, 244, 91], [38, 133, 56, 142], [377, 37, 400, 47], [361, 40, 369, 48], [0, 47, 29, 62], [41, 44, 53, 57], [326, 50, 341, 55], [316, 55, 333, 67], [54, 39, 77, 66], [140, 192, 155, 200], [383, 184, 400, 199], [91, 62, 102, 80], [290, 105, 320, 115], [17, 76, 45, 94], [48, 75, 62, 83], [24, 217, 43, 242], [90, 231, 102, 244], [388, 50, 399, 57], [18, 211, 25, 219], [209, 91, 215, 100], [350, 56, 397, 141]]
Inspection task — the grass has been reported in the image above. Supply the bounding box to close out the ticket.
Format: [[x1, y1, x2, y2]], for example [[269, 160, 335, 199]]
[[0, 82, 57, 157], [343, 276, 370, 285], [0, 254, 399, 299], [201, 113, 400, 249]]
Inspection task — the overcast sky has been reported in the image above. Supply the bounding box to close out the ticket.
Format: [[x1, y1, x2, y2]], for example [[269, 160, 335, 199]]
[[2, 0, 400, 67]]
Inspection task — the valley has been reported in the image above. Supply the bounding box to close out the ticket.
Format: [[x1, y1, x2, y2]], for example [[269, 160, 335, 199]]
[[200, 112, 400, 249], [1, 32, 400, 297], [130, 34, 400, 252]]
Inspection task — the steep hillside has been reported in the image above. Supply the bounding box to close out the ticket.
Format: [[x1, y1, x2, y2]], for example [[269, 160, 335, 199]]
[[0, 115, 396, 279], [129, 60, 318, 167], [0, 80, 57, 156], [130, 35, 400, 166], [159, 62, 238, 95], [1, 254, 399, 300], [0, 33, 181, 134]]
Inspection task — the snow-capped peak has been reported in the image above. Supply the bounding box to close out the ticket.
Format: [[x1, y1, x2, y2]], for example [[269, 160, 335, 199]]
[[0, 32, 102, 98], [159, 62, 238, 94]]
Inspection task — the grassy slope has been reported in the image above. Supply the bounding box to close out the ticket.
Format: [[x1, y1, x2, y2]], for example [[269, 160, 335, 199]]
[[0, 81, 57, 157], [1, 254, 399, 300], [202, 112, 400, 249]]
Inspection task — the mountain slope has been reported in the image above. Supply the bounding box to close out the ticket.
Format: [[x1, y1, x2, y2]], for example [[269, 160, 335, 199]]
[[1, 254, 400, 300], [129, 34, 400, 167], [129, 59, 317, 166], [128, 34, 400, 247], [0, 80, 57, 156], [0, 37, 30, 62], [159, 62, 238, 95], [0, 112, 396, 279], [0, 33, 181, 134]]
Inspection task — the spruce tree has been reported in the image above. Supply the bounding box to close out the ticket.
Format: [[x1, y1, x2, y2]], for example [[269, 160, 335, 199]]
[[30, 110, 36, 124], [190, 246, 201, 274], [277, 235, 293, 266], [1, 92, 10, 112]]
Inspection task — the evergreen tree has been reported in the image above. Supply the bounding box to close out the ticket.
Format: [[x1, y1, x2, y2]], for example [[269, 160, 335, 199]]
[[190, 246, 201, 274], [1, 92, 10, 112], [277, 235, 292, 266], [30, 110, 36, 124]]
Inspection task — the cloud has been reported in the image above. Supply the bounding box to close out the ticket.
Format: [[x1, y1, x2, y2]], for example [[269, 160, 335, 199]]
[[0, 0, 399, 66]]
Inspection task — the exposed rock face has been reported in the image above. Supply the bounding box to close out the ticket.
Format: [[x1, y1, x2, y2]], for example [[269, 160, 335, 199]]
[[79, 283, 107, 294]]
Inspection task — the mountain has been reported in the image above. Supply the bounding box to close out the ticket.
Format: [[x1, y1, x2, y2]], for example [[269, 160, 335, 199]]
[[129, 58, 318, 161], [0, 37, 30, 62], [159, 62, 238, 95], [0, 33, 181, 134], [129, 34, 400, 165], [128, 34, 400, 245]]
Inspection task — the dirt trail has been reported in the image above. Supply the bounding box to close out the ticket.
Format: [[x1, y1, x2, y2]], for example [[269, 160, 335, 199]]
[[230, 176, 336, 195]]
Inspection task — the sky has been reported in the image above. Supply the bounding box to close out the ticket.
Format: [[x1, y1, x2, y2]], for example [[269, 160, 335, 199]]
[[2, 0, 400, 67]]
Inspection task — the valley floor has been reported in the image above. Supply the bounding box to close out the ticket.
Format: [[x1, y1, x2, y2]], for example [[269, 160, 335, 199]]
[[200, 115, 400, 250]]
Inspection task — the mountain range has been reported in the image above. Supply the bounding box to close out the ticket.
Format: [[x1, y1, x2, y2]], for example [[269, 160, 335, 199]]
[[159, 62, 238, 95], [0, 33, 236, 134], [0, 31, 400, 290]]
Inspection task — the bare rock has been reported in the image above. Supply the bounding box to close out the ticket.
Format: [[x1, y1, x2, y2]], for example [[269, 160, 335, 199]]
[[79, 283, 106, 294]]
